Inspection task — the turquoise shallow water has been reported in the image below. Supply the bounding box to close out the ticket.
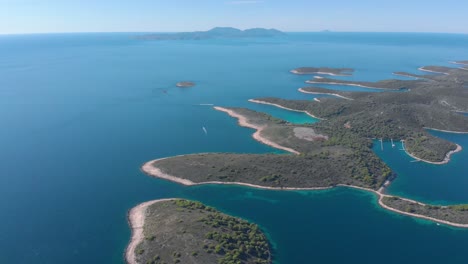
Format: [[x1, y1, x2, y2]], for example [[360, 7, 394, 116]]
[[0, 32, 468, 263], [245, 101, 318, 124]]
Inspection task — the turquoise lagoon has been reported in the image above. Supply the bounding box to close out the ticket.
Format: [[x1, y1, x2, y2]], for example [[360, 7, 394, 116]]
[[0, 32, 468, 263]]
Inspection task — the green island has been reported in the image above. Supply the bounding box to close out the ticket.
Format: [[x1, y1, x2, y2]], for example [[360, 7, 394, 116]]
[[126, 199, 271, 264], [137, 62, 468, 228]]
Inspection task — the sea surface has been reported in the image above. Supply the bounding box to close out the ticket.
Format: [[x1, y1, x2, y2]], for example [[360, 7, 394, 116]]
[[1, 32, 468, 264]]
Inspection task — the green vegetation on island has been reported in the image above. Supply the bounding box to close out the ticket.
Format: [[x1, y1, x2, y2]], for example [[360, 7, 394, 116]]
[[134, 199, 271, 264]]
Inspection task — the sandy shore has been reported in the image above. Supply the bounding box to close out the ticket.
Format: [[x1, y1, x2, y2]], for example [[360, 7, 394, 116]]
[[306, 80, 387, 90], [140, 158, 468, 228], [402, 140, 463, 165], [248, 99, 325, 120], [142, 159, 195, 185], [298, 88, 354, 100], [316, 71, 350, 76], [125, 198, 176, 264], [214, 106, 300, 154], [290, 70, 351, 76], [418, 67, 450, 75]]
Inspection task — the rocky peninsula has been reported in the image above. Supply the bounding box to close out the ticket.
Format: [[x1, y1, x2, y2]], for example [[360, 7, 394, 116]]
[[126, 199, 271, 264]]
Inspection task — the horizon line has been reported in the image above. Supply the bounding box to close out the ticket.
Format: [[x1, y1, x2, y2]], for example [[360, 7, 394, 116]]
[[1, 30, 468, 36]]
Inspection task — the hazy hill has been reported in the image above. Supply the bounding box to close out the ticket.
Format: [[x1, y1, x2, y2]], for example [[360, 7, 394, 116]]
[[139, 27, 285, 40]]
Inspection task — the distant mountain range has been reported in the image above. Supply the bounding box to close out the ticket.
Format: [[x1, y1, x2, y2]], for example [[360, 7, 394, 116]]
[[138, 27, 285, 40]]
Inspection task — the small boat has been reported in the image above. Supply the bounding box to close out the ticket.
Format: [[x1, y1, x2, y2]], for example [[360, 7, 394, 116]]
[[391, 138, 395, 148], [202, 126, 208, 135]]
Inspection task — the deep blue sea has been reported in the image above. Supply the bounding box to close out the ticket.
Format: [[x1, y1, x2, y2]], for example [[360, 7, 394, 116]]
[[1, 32, 468, 264]]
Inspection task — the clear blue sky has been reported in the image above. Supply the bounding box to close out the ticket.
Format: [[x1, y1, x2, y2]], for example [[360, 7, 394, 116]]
[[1, 0, 467, 34]]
